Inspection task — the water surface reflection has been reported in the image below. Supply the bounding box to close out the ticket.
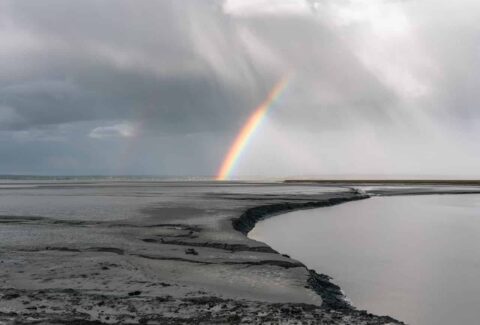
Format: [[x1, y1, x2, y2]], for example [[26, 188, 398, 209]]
[[250, 195, 480, 324]]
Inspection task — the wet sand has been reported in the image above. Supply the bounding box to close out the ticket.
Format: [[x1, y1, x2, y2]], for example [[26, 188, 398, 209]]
[[1, 181, 478, 324]]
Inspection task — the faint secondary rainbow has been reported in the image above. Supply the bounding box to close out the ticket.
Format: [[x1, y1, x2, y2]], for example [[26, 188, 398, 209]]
[[216, 75, 290, 180]]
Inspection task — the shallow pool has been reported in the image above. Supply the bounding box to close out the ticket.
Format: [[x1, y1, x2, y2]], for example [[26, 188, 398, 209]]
[[250, 195, 480, 324]]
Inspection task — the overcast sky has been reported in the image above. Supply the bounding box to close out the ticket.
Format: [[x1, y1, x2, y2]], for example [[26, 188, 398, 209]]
[[1, 0, 479, 178]]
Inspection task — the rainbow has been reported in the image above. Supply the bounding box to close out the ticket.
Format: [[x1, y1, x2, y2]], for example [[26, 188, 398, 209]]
[[216, 75, 290, 180]]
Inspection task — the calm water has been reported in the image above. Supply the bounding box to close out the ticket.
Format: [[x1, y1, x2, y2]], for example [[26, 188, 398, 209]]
[[250, 195, 480, 325]]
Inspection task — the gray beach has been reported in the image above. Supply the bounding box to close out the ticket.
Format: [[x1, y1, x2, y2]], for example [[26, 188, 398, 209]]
[[1, 180, 479, 324]]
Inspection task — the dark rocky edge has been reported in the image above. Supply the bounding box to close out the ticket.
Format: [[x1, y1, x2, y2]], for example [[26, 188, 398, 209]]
[[232, 195, 369, 310], [233, 195, 368, 236]]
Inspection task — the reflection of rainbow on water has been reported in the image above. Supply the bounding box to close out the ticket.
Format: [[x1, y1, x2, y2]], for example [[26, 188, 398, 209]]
[[216, 75, 291, 180]]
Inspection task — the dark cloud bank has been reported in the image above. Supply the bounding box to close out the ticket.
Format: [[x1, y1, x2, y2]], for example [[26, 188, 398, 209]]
[[0, 0, 479, 177]]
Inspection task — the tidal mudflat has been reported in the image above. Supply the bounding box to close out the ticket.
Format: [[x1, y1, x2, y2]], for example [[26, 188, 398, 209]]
[[251, 193, 480, 324], [0, 180, 403, 324], [0, 180, 478, 324]]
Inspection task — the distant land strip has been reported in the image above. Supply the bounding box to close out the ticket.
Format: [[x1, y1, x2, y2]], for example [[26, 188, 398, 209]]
[[284, 179, 480, 185]]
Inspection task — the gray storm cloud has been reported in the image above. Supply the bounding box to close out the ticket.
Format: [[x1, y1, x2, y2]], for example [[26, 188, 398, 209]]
[[0, 0, 479, 177]]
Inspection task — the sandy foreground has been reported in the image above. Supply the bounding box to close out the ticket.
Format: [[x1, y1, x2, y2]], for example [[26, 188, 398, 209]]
[[1, 181, 478, 324]]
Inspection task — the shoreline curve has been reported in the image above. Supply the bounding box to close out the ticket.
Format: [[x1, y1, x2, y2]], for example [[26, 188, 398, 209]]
[[232, 194, 370, 310]]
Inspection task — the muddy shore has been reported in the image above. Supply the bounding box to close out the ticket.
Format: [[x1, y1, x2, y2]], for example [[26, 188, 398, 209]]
[[1, 181, 478, 324]]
